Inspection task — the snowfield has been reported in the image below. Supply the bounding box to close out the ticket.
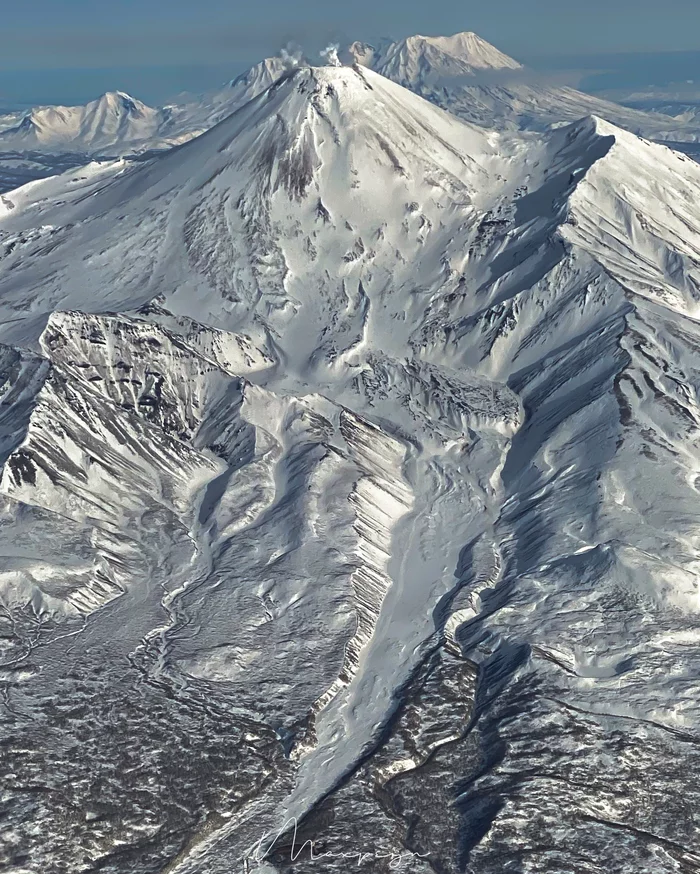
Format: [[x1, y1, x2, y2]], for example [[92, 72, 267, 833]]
[[1, 60, 700, 873]]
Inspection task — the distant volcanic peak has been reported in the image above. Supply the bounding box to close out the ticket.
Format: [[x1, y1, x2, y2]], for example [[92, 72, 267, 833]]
[[346, 31, 522, 75], [402, 31, 523, 70]]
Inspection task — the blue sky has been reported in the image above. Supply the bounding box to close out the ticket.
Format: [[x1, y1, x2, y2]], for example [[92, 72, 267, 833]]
[[2, 0, 700, 105]]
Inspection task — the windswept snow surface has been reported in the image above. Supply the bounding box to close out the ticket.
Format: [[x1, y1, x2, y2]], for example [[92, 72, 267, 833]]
[[1, 64, 700, 873]]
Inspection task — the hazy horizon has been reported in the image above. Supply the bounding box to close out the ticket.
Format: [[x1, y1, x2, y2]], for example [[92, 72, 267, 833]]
[[1, 0, 700, 107]]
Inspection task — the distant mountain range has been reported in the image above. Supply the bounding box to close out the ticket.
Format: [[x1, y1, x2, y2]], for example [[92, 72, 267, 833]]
[[2, 31, 700, 159]]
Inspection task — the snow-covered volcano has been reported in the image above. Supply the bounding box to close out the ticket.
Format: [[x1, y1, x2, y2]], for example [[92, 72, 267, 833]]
[[2, 63, 700, 873], [345, 30, 523, 83], [0, 64, 505, 346]]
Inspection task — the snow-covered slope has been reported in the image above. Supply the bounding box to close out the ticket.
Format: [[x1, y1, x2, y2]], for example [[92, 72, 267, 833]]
[[211, 56, 302, 120], [153, 56, 304, 146], [2, 64, 700, 874]]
